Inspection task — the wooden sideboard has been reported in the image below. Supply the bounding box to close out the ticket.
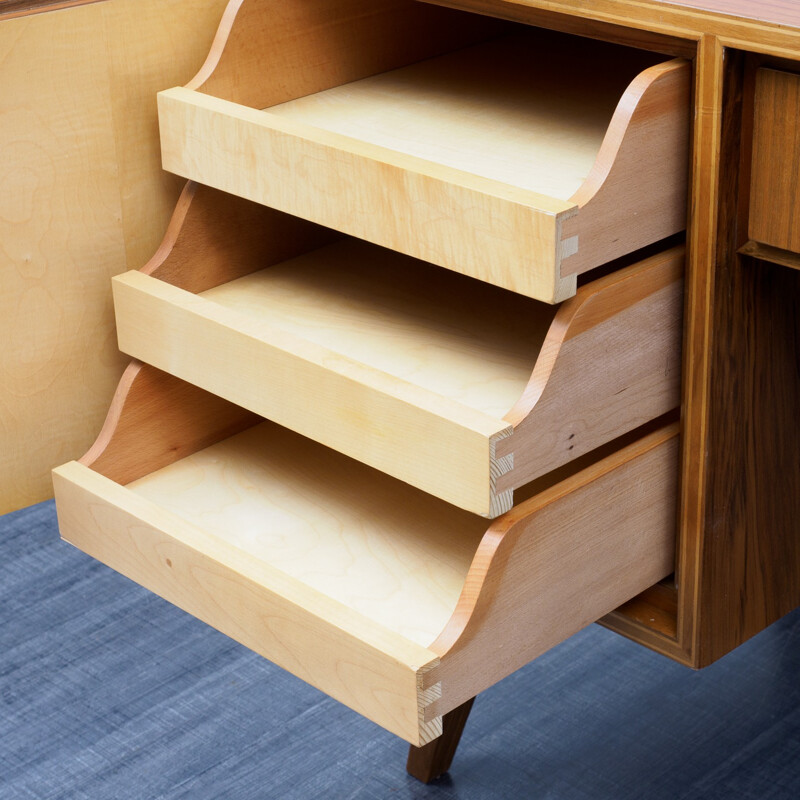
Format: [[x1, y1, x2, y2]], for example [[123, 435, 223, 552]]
[[3, 0, 799, 783]]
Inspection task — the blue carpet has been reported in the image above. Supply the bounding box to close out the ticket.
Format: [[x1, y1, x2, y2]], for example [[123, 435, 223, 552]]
[[1, 499, 798, 799]]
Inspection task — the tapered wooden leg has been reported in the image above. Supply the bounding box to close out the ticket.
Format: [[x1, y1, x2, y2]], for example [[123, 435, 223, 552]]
[[406, 697, 476, 783]]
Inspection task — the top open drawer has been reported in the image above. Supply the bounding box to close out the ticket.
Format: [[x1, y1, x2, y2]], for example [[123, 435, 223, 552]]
[[157, 0, 691, 303]]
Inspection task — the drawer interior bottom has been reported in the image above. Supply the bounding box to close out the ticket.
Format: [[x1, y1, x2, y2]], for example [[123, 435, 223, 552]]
[[129, 419, 488, 649], [198, 237, 554, 419]]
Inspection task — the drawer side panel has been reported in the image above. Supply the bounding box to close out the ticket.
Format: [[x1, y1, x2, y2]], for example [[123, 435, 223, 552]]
[[428, 428, 678, 717]]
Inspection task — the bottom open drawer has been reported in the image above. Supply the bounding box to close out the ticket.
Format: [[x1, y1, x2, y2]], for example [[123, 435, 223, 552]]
[[53, 363, 678, 746]]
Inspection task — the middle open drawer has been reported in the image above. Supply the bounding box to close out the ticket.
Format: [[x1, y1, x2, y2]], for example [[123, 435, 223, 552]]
[[113, 185, 683, 517]]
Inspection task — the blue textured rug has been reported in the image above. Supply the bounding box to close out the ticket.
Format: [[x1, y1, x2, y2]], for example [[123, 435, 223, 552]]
[[1, 499, 798, 799]]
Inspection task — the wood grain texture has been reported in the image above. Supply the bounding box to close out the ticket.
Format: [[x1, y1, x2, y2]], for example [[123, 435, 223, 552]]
[[126, 421, 488, 651], [739, 239, 800, 272], [691, 49, 800, 665], [406, 697, 475, 783], [0, 3, 124, 514], [0, 0, 228, 514], [604, 34, 726, 666], [80, 361, 259, 485], [266, 31, 664, 203], [142, 183, 339, 294], [188, 0, 508, 109], [497, 245, 684, 492], [53, 462, 443, 746], [100, 0, 232, 270], [696, 251, 800, 664], [657, 0, 800, 28], [423, 0, 800, 56], [675, 33, 727, 665], [197, 244, 545, 421], [158, 85, 577, 304], [605, 581, 679, 640], [54, 358, 677, 742], [71, 361, 489, 651], [426, 425, 679, 717], [159, 15, 689, 301], [563, 59, 691, 275], [748, 68, 800, 253], [607, 44, 800, 668], [113, 263, 514, 518]]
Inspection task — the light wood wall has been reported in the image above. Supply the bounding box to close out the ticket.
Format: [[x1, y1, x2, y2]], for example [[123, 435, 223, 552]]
[[0, 0, 228, 513]]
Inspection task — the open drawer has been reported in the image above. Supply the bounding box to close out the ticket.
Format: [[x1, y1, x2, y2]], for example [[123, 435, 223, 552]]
[[157, 0, 690, 303], [53, 363, 678, 746], [112, 184, 683, 517]]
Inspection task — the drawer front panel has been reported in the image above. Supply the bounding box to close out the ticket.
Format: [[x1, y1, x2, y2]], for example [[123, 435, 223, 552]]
[[53, 462, 443, 747]]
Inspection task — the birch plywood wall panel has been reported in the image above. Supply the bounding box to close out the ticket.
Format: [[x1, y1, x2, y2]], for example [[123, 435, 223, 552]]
[[0, 0, 228, 513]]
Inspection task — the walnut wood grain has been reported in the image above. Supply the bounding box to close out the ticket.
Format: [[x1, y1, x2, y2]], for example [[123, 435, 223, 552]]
[[697, 249, 800, 665], [406, 697, 476, 783], [739, 240, 800, 272], [748, 68, 800, 252], [687, 48, 800, 667]]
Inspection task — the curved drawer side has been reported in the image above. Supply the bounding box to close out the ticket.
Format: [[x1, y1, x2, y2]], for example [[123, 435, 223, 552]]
[[426, 424, 679, 719]]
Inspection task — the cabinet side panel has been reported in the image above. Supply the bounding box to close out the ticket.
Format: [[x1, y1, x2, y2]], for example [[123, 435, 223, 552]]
[[687, 51, 800, 667], [0, 0, 228, 514]]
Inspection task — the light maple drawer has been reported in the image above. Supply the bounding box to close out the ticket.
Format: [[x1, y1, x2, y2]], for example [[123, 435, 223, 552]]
[[111, 184, 683, 518], [53, 363, 678, 746], [157, 0, 690, 303]]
